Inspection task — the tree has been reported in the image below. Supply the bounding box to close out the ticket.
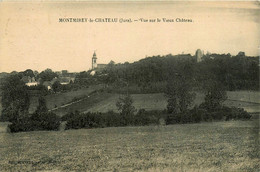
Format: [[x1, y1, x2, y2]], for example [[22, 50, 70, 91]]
[[30, 96, 61, 131], [165, 72, 195, 124], [165, 74, 195, 114], [38, 68, 58, 83], [237, 51, 245, 57], [52, 81, 62, 93], [108, 60, 115, 66], [201, 80, 227, 111], [116, 94, 136, 125], [22, 69, 35, 78], [165, 77, 178, 114], [33, 70, 39, 77], [1, 74, 30, 122], [35, 96, 48, 114]]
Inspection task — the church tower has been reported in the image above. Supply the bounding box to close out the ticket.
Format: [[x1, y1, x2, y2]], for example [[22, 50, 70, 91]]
[[92, 51, 97, 70]]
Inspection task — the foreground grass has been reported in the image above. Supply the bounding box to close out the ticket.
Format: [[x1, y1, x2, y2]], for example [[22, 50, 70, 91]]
[[0, 119, 259, 171]]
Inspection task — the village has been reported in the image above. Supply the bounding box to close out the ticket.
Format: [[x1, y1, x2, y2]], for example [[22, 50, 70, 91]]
[[0, 1, 259, 171]]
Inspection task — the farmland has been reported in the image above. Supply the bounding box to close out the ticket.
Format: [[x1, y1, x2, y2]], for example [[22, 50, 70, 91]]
[[0, 118, 259, 171], [1, 90, 259, 117], [83, 91, 260, 114], [0, 86, 100, 117], [29, 86, 99, 113]]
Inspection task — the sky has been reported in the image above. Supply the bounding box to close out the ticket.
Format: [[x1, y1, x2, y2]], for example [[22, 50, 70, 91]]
[[0, 1, 259, 73]]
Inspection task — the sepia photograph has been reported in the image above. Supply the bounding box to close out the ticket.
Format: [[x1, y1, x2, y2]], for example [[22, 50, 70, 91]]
[[0, 0, 259, 171]]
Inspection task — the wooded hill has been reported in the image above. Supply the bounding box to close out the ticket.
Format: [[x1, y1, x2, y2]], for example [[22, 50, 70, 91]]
[[75, 53, 259, 93]]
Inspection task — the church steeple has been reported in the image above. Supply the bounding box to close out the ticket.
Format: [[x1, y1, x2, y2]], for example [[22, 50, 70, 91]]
[[92, 51, 97, 70], [93, 51, 97, 59]]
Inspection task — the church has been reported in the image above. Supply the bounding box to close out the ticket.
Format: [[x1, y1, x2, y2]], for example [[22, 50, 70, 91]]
[[91, 51, 107, 70]]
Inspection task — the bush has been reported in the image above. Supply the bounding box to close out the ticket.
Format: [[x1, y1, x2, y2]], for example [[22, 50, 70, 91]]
[[134, 109, 162, 126], [61, 111, 80, 121], [190, 105, 251, 123], [63, 107, 251, 130], [31, 112, 61, 131], [65, 111, 125, 130], [66, 112, 101, 129], [165, 105, 252, 125], [102, 111, 123, 127], [8, 117, 33, 132], [232, 107, 252, 119], [64, 110, 168, 130], [189, 106, 203, 122], [8, 112, 61, 132], [166, 113, 181, 125], [180, 113, 192, 123]]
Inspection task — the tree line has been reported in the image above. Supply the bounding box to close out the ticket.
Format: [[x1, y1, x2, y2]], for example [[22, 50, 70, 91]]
[[75, 53, 259, 92]]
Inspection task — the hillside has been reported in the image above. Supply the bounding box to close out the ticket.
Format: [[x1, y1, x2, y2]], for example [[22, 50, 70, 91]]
[[86, 91, 260, 113], [76, 53, 259, 92], [0, 86, 101, 117], [1, 88, 259, 118], [29, 86, 99, 113], [50, 90, 260, 116]]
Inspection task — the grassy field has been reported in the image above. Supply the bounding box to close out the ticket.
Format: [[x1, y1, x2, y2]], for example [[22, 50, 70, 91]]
[[51, 92, 114, 116], [29, 86, 99, 113], [0, 86, 99, 117], [0, 90, 259, 117], [85, 91, 260, 113], [36, 90, 260, 115], [0, 119, 259, 171]]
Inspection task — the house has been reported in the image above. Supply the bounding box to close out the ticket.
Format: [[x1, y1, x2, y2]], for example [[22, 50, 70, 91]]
[[26, 82, 38, 87], [23, 76, 39, 87]]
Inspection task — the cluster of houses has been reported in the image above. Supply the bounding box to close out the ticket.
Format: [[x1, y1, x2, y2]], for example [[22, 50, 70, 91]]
[[23, 71, 76, 90], [23, 52, 107, 90]]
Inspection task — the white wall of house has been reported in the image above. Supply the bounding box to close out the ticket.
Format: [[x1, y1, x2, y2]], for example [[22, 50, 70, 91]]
[[25, 82, 38, 86]]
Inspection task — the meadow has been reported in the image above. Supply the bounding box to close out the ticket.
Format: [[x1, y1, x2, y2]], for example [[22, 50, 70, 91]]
[[29, 86, 98, 113], [0, 118, 259, 171], [0, 90, 259, 118], [85, 91, 260, 113], [0, 86, 98, 117]]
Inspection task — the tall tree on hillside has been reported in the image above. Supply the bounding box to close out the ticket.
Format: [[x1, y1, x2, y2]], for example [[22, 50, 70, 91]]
[[1, 75, 30, 122], [31, 96, 48, 121], [35, 96, 48, 114], [165, 73, 195, 114], [116, 94, 136, 125], [200, 80, 227, 111]]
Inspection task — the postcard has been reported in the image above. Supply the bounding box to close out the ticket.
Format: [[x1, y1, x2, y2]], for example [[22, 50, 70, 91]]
[[0, 1, 259, 171]]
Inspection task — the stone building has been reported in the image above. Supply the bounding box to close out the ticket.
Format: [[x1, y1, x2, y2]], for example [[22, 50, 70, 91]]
[[195, 49, 203, 62]]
